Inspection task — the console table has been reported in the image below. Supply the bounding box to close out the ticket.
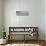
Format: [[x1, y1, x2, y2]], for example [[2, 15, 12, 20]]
[[9, 27, 38, 40]]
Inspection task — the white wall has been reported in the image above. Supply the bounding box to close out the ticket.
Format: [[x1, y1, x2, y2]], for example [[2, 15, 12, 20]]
[[0, 0, 2, 27], [32, 0, 45, 40], [0, 0, 3, 38], [45, 0, 46, 40], [4, 0, 45, 40]]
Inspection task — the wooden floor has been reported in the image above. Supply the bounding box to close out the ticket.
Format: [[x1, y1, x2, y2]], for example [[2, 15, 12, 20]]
[[0, 40, 46, 46]]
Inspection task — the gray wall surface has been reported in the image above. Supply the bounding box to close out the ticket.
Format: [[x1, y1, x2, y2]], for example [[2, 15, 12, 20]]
[[0, 0, 46, 40], [0, 0, 3, 38]]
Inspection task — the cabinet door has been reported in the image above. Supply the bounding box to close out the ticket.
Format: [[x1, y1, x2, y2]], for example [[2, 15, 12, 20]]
[[15, 35, 24, 40], [25, 32, 37, 40], [25, 35, 34, 40]]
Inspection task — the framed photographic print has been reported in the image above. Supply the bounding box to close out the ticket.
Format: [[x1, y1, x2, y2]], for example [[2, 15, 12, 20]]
[[16, 11, 29, 16]]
